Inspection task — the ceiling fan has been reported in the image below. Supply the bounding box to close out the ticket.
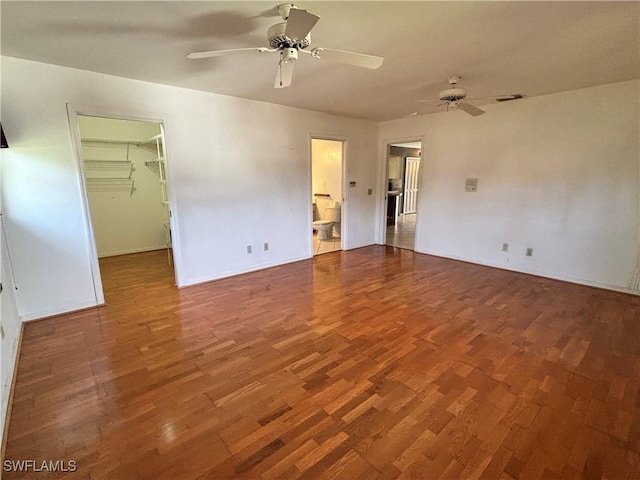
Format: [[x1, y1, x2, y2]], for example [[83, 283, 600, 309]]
[[187, 3, 384, 88], [429, 76, 486, 116], [401, 77, 525, 120]]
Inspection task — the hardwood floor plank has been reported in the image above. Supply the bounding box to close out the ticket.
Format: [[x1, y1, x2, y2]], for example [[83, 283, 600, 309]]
[[3, 247, 639, 479]]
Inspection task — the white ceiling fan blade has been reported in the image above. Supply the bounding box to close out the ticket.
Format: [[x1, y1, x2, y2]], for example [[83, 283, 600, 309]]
[[187, 47, 272, 59], [457, 102, 485, 116], [284, 9, 320, 41], [275, 60, 295, 89], [311, 48, 383, 69]]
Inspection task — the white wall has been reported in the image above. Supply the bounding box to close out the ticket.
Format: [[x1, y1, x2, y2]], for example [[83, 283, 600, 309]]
[[78, 117, 167, 257], [379, 80, 640, 293], [4, 55, 635, 327], [1, 56, 378, 321]]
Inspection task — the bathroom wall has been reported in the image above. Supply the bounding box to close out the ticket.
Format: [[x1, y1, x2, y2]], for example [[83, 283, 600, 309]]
[[312, 138, 343, 220]]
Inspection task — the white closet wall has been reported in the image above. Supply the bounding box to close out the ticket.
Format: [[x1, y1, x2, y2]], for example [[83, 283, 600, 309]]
[[78, 117, 167, 257]]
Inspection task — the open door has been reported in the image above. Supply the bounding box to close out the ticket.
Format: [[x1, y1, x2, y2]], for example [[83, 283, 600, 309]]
[[403, 157, 421, 214], [384, 141, 422, 250]]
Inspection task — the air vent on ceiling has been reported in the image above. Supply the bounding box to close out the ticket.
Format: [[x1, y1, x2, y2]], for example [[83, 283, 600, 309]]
[[495, 94, 524, 102]]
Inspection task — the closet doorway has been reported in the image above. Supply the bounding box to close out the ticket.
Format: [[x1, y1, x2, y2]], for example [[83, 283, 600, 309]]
[[69, 109, 176, 305], [385, 141, 422, 250]]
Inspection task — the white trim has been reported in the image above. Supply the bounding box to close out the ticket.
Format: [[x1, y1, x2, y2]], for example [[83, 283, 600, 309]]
[[98, 245, 168, 258], [179, 255, 310, 288], [65, 103, 183, 294], [20, 300, 100, 322], [417, 248, 639, 296], [66, 105, 105, 306]]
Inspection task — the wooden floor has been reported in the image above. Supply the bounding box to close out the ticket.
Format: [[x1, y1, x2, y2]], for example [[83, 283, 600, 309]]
[[4, 247, 640, 479]]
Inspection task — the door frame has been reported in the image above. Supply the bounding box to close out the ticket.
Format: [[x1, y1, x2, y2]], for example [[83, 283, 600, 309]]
[[379, 137, 425, 248], [308, 134, 348, 255], [66, 103, 180, 305]]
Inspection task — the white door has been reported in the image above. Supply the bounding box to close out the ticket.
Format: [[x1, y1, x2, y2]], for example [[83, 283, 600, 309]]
[[403, 157, 420, 214]]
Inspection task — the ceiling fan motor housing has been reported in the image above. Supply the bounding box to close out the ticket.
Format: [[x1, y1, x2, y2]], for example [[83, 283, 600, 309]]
[[268, 22, 311, 49], [277, 3, 297, 20], [439, 87, 467, 103]]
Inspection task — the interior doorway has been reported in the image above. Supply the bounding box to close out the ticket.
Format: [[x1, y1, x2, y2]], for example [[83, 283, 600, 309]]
[[69, 111, 176, 304], [385, 141, 422, 250], [311, 138, 344, 255]]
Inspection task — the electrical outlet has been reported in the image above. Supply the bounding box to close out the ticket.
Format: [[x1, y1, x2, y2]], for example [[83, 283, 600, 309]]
[[502, 243, 509, 252], [246, 245, 252, 254], [264, 242, 269, 251], [367, 188, 373, 195], [526, 248, 533, 257]]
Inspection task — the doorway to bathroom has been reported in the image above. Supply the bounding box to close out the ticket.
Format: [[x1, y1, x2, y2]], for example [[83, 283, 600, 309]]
[[311, 138, 344, 255], [68, 107, 177, 305], [385, 141, 422, 250]]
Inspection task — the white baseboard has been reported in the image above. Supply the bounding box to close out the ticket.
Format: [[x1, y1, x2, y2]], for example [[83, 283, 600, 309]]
[[180, 254, 310, 288], [98, 245, 167, 258], [20, 299, 101, 322], [417, 248, 638, 296]]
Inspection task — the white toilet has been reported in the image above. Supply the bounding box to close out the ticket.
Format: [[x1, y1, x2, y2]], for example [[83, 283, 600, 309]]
[[313, 220, 334, 239], [313, 196, 341, 240], [325, 202, 341, 237]]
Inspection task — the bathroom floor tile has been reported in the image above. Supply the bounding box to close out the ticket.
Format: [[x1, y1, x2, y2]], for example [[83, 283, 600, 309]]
[[313, 232, 341, 255]]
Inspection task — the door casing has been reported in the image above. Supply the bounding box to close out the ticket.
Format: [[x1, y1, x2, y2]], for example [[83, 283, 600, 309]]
[[66, 103, 180, 305]]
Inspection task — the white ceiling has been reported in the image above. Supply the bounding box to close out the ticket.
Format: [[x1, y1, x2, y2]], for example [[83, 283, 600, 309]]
[[2, 1, 638, 122]]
